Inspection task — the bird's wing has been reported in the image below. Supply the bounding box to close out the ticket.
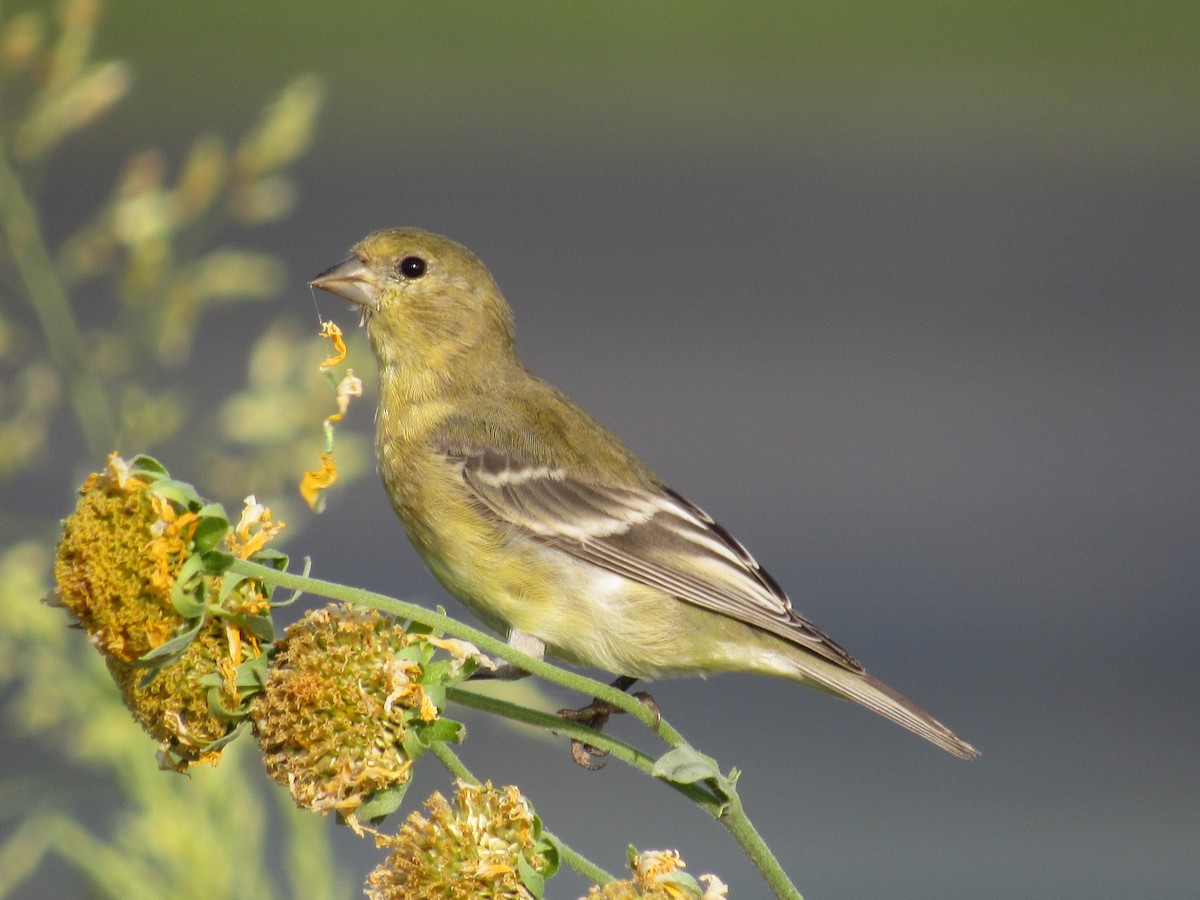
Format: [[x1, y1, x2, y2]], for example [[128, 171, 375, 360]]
[[445, 445, 862, 672]]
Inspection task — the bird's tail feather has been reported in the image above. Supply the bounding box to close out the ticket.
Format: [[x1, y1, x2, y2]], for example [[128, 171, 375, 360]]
[[792, 656, 980, 760]]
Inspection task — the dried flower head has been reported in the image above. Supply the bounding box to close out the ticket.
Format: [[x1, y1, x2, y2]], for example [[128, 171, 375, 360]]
[[51, 453, 282, 768], [300, 320, 362, 512], [253, 605, 480, 824], [365, 781, 558, 900], [582, 848, 728, 900]]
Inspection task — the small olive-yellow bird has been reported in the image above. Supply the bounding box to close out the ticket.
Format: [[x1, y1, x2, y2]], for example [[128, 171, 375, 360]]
[[311, 227, 979, 760]]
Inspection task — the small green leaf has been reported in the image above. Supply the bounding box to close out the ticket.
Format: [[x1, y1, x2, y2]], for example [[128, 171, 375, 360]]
[[421, 659, 453, 682], [657, 870, 702, 894], [421, 682, 446, 711], [170, 554, 208, 616], [400, 729, 429, 761], [357, 780, 411, 824], [199, 720, 248, 755], [414, 717, 464, 746], [198, 549, 234, 575], [191, 516, 229, 554], [534, 830, 561, 880], [130, 454, 169, 476], [223, 610, 273, 643], [516, 853, 545, 898], [218, 572, 247, 602], [149, 479, 203, 507], [652, 746, 721, 785], [405, 619, 433, 637], [206, 684, 247, 719], [196, 501, 229, 523], [137, 617, 204, 665]]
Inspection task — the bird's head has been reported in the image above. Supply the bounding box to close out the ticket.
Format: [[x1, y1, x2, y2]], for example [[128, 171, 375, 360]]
[[310, 227, 517, 380]]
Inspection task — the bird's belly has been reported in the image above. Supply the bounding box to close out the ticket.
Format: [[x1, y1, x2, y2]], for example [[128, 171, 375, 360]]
[[472, 544, 786, 681]]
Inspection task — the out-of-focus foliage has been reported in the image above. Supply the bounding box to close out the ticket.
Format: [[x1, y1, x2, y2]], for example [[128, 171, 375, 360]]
[[0, 3, 354, 896], [0, 0, 368, 510]]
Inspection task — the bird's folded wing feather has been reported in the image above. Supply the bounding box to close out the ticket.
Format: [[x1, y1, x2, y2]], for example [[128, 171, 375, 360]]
[[445, 445, 862, 672]]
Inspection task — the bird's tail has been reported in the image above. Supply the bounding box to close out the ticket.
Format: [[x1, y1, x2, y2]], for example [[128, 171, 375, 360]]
[[789, 654, 980, 760]]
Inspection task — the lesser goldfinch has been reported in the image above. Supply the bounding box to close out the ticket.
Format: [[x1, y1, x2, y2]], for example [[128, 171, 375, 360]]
[[311, 228, 979, 760]]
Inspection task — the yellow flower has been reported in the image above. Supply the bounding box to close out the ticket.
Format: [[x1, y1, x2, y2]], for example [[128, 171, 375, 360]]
[[253, 605, 473, 824], [54, 453, 198, 661], [582, 848, 727, 900], [365, 781, 554, 900], [51, 453, 281, 769], [228, 493, 285, 559], [300, 320, 363, 511]]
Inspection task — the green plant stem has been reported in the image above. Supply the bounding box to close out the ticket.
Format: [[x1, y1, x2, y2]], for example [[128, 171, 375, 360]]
[[230, 557, 803, 899], [714, 785, 802, 900], [0, 137, 116, 457], [427, 739, 616, 887], [230, 558, 664, 734], [446, 686, 724, 810]]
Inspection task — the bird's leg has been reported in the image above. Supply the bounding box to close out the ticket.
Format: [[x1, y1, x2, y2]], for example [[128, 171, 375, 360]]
[[467, 629, 544, 681], [558, 675, 661, 769]]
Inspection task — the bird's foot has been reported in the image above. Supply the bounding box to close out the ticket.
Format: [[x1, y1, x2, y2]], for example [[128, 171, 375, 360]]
[[557, 677, 659, 769]]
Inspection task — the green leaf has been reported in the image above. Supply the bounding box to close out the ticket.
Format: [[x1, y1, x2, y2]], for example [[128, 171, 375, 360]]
[[149, 479, 203, 508], [137, 617, 204, 665], [269, 555, 309, 607], [391, 643, 424, 663], [196, 501, 229, 523], [534, 828, 561, 880], [251, 547, 289, 568], [658, 870, 702, 894], [130, 454, 169, 477], [170, 553, 208, 616], [357, 780, 411, 824], [206, 684, 247, 719], [400, 729, 429, 761], [652, 746, 721, 785], [222, 610, 274, 643], [191, 516, 229, 554], [516, 853, 545, 899], [421, 682, 446, 711], [218, 571, 245, 598], [198, 549, 234, 575], [421, 659, 453, 682], [199, 720, 248, 755], [414, 717, 464, 746], [405, 619, 433, 637]]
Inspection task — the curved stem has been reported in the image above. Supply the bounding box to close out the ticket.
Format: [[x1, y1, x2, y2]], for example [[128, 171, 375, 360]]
[[446, 686, 724, 811], [229, 558, 666, 734], [714, 787, 802, 900]]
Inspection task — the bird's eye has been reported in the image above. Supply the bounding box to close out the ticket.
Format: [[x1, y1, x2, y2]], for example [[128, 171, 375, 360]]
[[398, 256, 427, 279]]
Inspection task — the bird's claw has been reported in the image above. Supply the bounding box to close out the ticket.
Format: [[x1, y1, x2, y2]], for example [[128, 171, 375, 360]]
[[569, 738, 610, 769], [631, 690, 661, 730], [557, 684, 660, 769]]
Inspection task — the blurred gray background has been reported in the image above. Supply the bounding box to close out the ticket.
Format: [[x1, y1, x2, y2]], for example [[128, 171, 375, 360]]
[[5, 2, 1198, 897]]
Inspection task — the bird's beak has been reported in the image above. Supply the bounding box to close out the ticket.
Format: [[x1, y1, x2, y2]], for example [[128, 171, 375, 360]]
[[309, 255, 380, 308]]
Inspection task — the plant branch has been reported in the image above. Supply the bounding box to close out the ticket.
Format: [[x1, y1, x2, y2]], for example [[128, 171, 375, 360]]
[[229, 558, 666, 735]]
